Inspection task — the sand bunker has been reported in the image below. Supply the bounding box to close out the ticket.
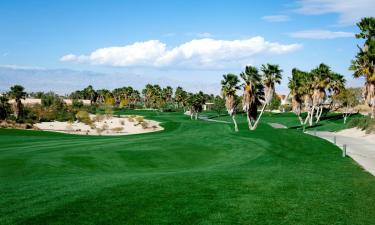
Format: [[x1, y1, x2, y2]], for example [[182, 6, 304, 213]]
[[34, 114, 163, 136]]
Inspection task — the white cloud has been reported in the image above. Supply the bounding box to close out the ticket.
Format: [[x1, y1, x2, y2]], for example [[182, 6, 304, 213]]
[[60, 37, 302, 69], [262, 15, 290, 22], [288, 29, 354, 39], [295, 0, 375, 25]]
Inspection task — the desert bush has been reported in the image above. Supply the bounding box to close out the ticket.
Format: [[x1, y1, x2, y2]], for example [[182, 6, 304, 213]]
[[128, 117, 135, 122], [140, 121, 149, 129], [72, 99, 84, 108], [347, 117, 375, 134], [120, 120, 125, 125], [135, 116, 144, 123], [76, 110, 92, 125], [101, 123, 109, 130], [111, 127, 124, 132], [94, 114, 105, 122]]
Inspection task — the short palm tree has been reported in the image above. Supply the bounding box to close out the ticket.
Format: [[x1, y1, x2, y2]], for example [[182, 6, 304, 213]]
[[221, 74, 240, 132], [8, 85, 26, 119]]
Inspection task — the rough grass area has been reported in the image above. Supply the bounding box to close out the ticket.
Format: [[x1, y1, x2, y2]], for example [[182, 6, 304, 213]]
[[1, 111, 375, 224]]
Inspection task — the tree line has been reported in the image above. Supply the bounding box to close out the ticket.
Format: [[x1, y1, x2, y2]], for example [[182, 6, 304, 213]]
[[1, 17, 374, 130]]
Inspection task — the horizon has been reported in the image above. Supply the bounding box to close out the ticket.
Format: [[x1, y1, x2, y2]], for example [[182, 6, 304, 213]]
[[0, 0, 374, 95]]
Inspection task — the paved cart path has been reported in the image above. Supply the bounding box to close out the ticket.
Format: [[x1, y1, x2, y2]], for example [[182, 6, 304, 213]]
[[308, 129, 375, 176]]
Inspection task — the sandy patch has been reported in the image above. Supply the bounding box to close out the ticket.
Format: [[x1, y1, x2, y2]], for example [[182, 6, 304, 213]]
[[34, 114, 163, 136]]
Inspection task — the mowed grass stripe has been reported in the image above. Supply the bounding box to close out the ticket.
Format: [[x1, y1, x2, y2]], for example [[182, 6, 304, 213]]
[[1, 112, 375, 225]]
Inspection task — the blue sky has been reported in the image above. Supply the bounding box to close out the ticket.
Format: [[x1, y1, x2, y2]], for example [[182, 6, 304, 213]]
[[0, 0, 374, 94]]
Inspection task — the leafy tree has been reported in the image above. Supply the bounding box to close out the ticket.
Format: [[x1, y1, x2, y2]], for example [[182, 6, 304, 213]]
[[268, 94, 281, 110], [334, 88, 360, 123], [212, 95, 225, 116]]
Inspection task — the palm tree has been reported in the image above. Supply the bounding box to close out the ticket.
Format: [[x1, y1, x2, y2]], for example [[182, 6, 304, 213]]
[[8, 85, 26, 119], [310, 63, 331, 124], [288, 68, 305, 124], [221, 74, 240, 132], [328, 72, 346, 110], [350, 17, 375, 118], [175, 86, 187, 109], [83, 85, 97, 105], [250, 64, 282, 130], [186, 92, 206, 120], [142, 84, 154, 108], [240, 65, 262, 129], [96, 89, 110, 104], [162, 86, 173, 103]]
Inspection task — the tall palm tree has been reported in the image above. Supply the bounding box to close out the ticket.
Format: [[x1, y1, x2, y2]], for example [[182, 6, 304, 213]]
[[240, 65, 262, 129], [350, 17, 375, 118], [250, 64, 282, 130], [8, 85, 26, 119], [221, 74, 240, 132]]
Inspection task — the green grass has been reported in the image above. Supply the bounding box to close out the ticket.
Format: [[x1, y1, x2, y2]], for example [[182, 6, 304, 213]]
[[1, 111, 375, 224]]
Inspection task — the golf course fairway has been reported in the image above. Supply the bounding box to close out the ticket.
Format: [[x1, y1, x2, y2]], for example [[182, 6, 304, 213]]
[[1, 111, 375, 224]]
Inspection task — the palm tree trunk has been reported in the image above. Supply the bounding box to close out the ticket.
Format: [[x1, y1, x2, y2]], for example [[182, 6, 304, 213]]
[[195, 112, 198, 120], [309, 106, 315, 126], [303, 110, 310, 125], [298, 115, 304, 125], [251, 103, 267, 130], [246, 111, 252, 130], [315, 106, 324, 123], [232, 115, 239, 132]]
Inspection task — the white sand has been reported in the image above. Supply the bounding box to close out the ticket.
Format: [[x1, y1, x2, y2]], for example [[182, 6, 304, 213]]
[[310, 128, 375, 176], [34, 115, 163, 136]]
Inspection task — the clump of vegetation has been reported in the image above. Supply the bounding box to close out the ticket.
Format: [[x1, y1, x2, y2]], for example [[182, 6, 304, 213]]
[[347, 117, 375, 134], [267, 93, 281, 111], [76, 110, 92, 125], [135, 116, 144, 123], [94, 114, 105, 122], [140, 121, 149, 129], [111, 127, 124, 132]]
